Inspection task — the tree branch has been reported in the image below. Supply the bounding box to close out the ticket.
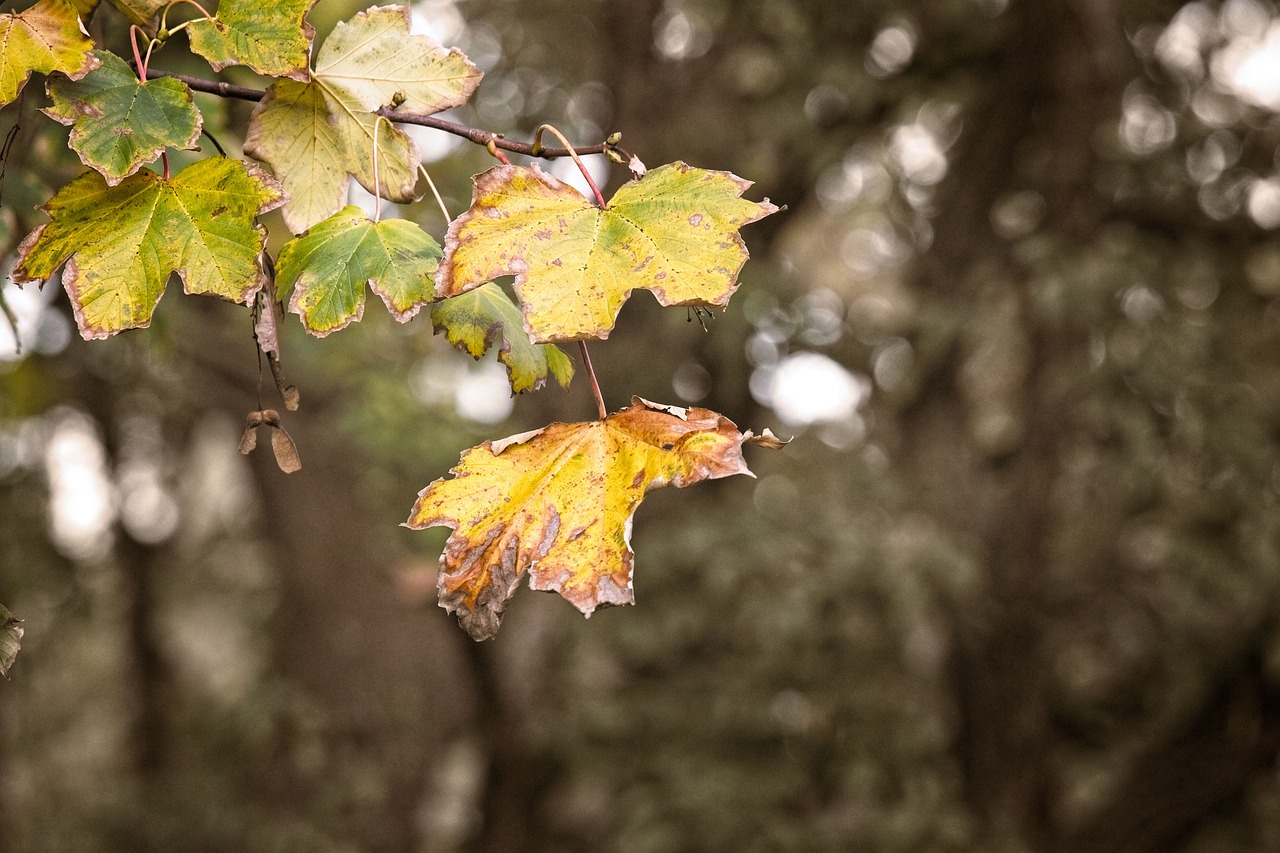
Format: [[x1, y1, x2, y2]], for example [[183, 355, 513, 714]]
[[148, 70, 631, 161]]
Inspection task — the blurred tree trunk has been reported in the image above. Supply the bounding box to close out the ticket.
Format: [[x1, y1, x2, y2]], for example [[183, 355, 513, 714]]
[[248, 410, 475, 851], [907, 0, 1280, 849]]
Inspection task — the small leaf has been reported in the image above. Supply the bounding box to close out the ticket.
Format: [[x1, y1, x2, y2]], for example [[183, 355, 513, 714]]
[[0, 603, 21, 679], [312, 4, 481, 116], [12, 158, 285, 339], [431, 282, 574, 393], [187, 0, 316, 82], [254, 276, 283, 355], [406, 398, 771, 640], [44, 51, 202, 184], [436, 161, 779, 343], [274, 205, 440, 336], [0, 0, 99, 109]]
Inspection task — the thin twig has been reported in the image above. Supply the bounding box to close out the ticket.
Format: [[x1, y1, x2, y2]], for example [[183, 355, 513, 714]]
[[578, 341, 607, 420], [144, 70, 634, 162]]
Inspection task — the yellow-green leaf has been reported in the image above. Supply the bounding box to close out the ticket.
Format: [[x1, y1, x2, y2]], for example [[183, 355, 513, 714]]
[[12, 158, 284, 339], [0, 0, 99, 108], [431, 282, 574, 393], [245, 77, 417, 234], [407, 398, 767, 640], [44, 51, 202, 185], [275, 205, 440, 336], [243, 80, 346, 234], [187, 0, 316, 82], [436, 161, 779, 343], [312, 4, 481, 117]]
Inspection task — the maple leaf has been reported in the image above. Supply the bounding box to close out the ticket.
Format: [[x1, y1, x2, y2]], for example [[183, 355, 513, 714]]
[[274, 205, 440, 336], [245, 79, 419, 234], [0, 0, 99, 109], [44, 51, 202, 184], [407, 398, 777, 640], [12, 157, 285, 339], [432, 282, 574, 394], [312, 4, 481, 118], [435, 161, 779, 343], [244, 4, 481, 234], [187, 0, 316, 82]]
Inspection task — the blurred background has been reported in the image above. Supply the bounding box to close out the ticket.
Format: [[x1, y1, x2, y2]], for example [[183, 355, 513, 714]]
[[5, 0, 1280, 849]]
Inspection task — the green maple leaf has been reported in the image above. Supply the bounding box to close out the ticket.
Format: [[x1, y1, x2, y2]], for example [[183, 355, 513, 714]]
[[244, 4, 482, 234], [0, 0, 99, 109], [274, 205, 440, 336], [44, 51, 202, 185], [432, 282, 575, 393], [436, 162, 779, 343], [312, 4, 481, 118], [12, 157, 285, 339], [187, 0, 315, 82]]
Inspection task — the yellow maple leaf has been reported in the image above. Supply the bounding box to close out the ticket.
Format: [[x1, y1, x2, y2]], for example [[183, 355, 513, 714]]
[[0, 0, 98, 108], [435, 162, 779, 343], [406, 398, 779, 640]]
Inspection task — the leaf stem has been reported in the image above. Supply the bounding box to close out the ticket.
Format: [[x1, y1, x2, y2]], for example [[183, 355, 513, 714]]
[[130, 26, 149, 80], [418, 164, 452, 224], [534, 124, 605, 208], [370, 115, 387, 222], [142, 71, 636, 163], [201, 127, 227, 157], [484, 139, 511, 165], [578, 341, 607, 420]]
